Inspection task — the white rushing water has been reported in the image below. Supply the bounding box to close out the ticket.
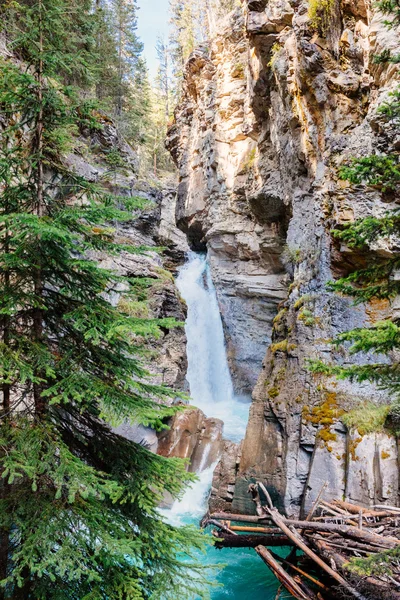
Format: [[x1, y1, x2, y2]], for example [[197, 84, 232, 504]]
[[176, 252, 250, 443], [162, 254, 283, 599], [166, 462, 218, 527]]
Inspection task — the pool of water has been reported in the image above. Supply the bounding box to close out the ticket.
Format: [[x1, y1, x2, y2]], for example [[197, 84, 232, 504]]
[[202, 544, 293, 599], [163, 466, 292, 599]]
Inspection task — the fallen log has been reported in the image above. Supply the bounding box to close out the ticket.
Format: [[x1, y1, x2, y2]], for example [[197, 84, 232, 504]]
[[209, 489, 400, 600], [316, 534, 387, 555], [209, 512, 271, 524], [206, 518, 238, 536], [227, 525, 282, 534], [213, 533, 294, 549], [319, 502, 358, 526], [314, 538, 400, 600], [265, 508, 368, 600], [255, 545, 313, 600], [269, 550, 328, 591], [332, 499, 396, 520], [320, 500, 350, 516], [374, 505, 400, 514], [279, 518, 399, 549], [209, 513, 399, 548]]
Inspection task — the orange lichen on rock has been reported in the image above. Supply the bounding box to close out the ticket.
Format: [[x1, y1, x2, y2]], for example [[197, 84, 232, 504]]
[[366, 298, 390, 324], [348, 436, 362, 461], [304, 392, 345, 451], [318, 428, 337, 452]]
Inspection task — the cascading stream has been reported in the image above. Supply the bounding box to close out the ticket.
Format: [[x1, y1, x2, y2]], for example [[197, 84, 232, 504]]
[[176, 252, 250, 443], [162, 252, 287, 599]]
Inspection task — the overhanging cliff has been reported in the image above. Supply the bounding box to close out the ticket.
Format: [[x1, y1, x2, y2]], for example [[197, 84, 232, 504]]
[[167, 0, 400, 516]]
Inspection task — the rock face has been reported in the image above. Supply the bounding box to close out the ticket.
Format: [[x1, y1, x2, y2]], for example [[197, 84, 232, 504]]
[[67, 110, 225, 474], [168, 0, 400, 515], [158, 408, 223, 473], [167, 26, 289, 392], [209, 440, 242, 512]]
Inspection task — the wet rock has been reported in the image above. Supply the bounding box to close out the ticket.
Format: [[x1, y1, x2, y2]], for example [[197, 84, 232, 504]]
[[157, 408, 223, 472], [209, 440, 242, 512]]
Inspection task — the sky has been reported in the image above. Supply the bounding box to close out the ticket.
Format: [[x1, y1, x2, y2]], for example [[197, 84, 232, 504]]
[[136, 0, 170, 81]]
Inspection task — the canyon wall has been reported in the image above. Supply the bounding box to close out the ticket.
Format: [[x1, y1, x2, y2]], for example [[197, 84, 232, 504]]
[[167, 0, 400, 515], [67, 118, 222, 471]]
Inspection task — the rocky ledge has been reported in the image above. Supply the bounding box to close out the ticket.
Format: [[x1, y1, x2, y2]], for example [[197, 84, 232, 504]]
[[167, 0, 400, 516]]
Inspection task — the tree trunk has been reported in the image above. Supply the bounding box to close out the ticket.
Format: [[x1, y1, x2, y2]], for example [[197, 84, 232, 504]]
[[13, 566, 32, 599], [214, 533, 294, 548], [116, 6, 123, 117], [165, 47, 170, 119], [95, 0, 103, 100], [255, 546, 311, 600], [205, 0, 217, 37], [33, 0, 45, 418]]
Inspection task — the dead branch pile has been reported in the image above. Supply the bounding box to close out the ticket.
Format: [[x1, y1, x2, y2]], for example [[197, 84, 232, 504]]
[[201, 482, 400, 600]]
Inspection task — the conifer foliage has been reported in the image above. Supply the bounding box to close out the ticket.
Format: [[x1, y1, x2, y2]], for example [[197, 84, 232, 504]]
[[308, 0, 400, 577], [168, 0, 241, 92], [311, 2, 400, 409], [0, 0, 209, 598]]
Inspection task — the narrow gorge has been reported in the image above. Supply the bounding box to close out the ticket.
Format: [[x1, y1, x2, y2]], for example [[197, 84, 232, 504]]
[[154, 0, 400, 595], [1, 0, 400, 596], [164, 0, 400, 516]]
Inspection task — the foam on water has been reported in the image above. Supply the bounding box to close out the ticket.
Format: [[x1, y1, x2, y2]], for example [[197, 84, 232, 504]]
[[163, 463, 218, 527]]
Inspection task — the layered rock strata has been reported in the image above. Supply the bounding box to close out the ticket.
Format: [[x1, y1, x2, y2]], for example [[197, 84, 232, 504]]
[[68, 119, 222, 470], [168, 0, 400, 515]]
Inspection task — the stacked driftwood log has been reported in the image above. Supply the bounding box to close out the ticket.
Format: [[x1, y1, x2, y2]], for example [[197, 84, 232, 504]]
[[201, 482, 400, 600]]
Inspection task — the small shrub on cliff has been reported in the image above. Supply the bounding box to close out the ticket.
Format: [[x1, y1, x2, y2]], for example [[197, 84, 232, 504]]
[[283, 244, 304, 265], [308, 0, 335, 36], [379, 88, 400, 120], [271, 339, 297, 354], [268, 43, 282, 69], [298, 307, 319, 327], [240, 147, 257, 173], [342, 402, 391, 436], [339, 154, 400, 193]]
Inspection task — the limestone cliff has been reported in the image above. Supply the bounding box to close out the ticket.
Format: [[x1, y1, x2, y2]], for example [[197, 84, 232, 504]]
[[167, 0, 400, 516], [62, 114, 222, 471]]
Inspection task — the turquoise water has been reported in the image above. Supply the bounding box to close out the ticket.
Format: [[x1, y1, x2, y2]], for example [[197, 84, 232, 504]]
[[163, 468, 293, 599], [199, 539, 293, 599]]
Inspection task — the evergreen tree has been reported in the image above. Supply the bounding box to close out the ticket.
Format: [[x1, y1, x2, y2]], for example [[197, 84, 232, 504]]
[[145, 87, 174, 177], [310, 1, 400, 394], [0, 0, 210, 597], [310, 0, 400, 576], [111, 0, 143, 118], [156, 35, 171, 120], [90, 0, 151, 151], [169, 0, 212, 94], [168, 0, 240, 97], [94, 0, 121, 103]]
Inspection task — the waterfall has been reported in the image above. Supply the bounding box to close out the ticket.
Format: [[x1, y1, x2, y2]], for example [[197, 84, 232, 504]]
[[166, 462, 218, 527], [176, 252, 250, 443], [162, 253, 282, 599]]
